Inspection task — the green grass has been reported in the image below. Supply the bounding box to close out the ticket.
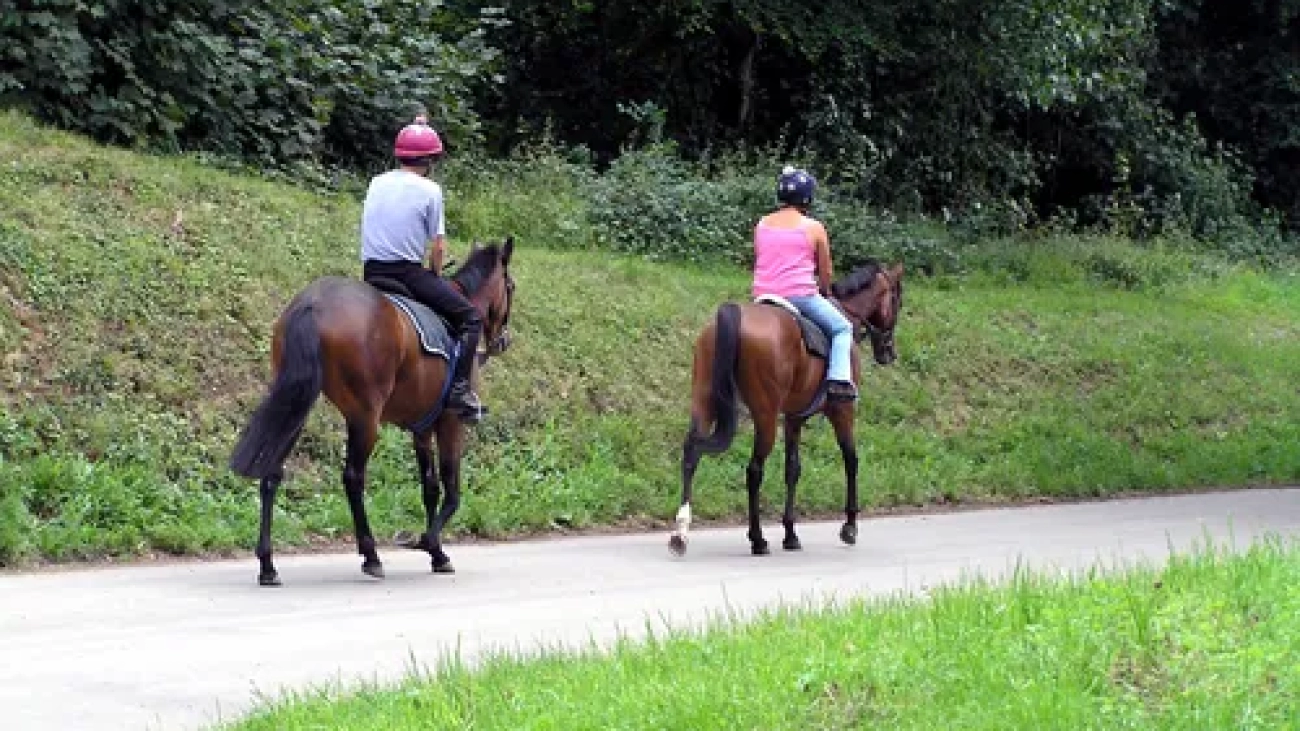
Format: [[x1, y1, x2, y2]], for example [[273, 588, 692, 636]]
[[229, 538, 1300, 730], [2, 109, 1299, 563]]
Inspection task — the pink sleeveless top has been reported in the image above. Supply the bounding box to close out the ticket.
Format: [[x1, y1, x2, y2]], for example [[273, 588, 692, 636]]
[[752, 221, 817, 298]]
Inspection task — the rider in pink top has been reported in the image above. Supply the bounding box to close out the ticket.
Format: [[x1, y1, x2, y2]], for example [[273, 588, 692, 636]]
[[752, 223, 819, 299], [752, 167, 857, 401]]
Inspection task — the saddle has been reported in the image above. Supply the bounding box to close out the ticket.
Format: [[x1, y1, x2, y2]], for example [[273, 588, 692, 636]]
[[366, 276, 467, 434], [366, 277, 456, 360], [754, 295, 830, 360]]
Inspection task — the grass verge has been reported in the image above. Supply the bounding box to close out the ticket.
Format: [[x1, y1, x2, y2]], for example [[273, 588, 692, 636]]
[[229, 537, 1300, 730]]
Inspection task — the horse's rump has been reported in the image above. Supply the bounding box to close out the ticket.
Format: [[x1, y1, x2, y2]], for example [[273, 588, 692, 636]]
[[689, 302, 828, 449], [734, 301, 820, 370]]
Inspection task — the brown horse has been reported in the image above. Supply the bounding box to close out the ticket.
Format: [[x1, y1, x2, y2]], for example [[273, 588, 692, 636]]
[[229, 238, 515, 585], [669, 260, 904, 556]]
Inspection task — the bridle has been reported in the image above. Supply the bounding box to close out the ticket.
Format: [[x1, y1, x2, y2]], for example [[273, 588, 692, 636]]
[[488, 274, 514, 355]]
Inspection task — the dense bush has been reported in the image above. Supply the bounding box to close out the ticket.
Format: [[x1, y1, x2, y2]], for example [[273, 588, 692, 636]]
[[578, 144, 1293, 273], [2, 0, 1297, 263], [586, 145, 769, 265], [486, 0, 1298, 256], [0, 0, 501, 169]]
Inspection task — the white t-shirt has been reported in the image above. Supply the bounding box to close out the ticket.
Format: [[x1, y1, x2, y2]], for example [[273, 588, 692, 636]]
[[359, 170, 445, 263]]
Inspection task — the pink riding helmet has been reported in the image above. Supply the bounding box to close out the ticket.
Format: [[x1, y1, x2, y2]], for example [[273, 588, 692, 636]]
[[394, 115, 444, 159]]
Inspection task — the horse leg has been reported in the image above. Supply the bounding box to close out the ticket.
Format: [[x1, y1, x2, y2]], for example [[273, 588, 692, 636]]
[[669, 421, 704, 556], [828, 405, 860, 545], [781, 417, 805, 551], [255, 470, 283, 586], [342, 417, 384, 578], [427, 419, 466, 574], [746, 415, 777, 556], [393, 430, 438, 553]]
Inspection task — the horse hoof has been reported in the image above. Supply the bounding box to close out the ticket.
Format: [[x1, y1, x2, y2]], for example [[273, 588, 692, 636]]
[[668, 534, 688, 557], [432, 559, 456, 574], [751, 541, 771, 556], [258, 572, 282, 587], [840, 523, 858, 546], [783, 537, 803, 551], [362, 561, 386, 579]]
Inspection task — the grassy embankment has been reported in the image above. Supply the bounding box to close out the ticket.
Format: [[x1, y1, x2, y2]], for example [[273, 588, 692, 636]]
[[231, 538, 1300, 730], [1, 110, 1298, 563]]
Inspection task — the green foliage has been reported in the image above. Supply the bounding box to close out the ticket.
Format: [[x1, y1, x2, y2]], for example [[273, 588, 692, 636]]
[[484, 0, 1294, 256], [1075, 103, 1286, 257], [5, 0, 1298, 254], [440, 144, 595, 251], [0, 1, 502, 169], [990, 0, 1151, 109], [586, 145, 769, 265], [584, 145, 967, 273], [0, 457, 36, 564], [1152, 0, 1300, 228], [233, 539, 1300, 730]]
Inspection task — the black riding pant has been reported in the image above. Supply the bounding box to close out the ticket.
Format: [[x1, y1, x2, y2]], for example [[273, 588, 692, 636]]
[[364, 260, 482, 384], [363, 260, 483, 336]]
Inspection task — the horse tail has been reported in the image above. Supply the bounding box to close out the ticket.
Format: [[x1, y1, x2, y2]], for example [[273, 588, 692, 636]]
[[229, 301, 324, 479], [694, 302, 742, 453]]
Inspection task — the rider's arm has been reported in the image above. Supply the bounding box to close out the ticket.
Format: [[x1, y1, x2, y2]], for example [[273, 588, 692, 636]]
[[429, 235, 447, 272], [812, 222, 834, 295], [427, 186, 448, 272]]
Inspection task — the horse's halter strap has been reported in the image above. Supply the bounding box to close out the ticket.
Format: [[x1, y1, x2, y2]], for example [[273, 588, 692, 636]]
[[490, 275, 515, 355]]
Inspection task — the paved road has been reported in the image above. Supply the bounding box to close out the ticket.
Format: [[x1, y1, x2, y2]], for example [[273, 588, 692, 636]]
[[1, 488, 1297, 730]]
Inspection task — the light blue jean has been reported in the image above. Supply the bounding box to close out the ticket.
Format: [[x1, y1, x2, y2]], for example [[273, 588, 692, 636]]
[[787, 294, 853, 383]]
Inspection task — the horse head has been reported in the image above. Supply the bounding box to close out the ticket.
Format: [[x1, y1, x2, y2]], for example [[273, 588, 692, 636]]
[[831, 260, 905, 365], [454, 237, 516, 361]]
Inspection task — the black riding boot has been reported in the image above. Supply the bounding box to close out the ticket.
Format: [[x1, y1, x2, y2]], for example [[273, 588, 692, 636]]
[[827, 380, 859, 402], [448, 327, 484, 424]]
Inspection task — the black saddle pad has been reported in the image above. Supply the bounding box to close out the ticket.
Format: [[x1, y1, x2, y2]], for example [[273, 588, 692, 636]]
[[380, 291, 456, 359]]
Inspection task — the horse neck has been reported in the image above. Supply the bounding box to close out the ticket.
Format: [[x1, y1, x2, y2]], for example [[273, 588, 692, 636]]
[[831, 293, 862, 324], [835, 287, 879, 328], [455, 273, 494, 318]]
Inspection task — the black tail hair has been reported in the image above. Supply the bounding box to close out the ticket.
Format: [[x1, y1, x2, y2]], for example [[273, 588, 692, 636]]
[[694, 303, 741, 453], [229, 303, 323, 479]]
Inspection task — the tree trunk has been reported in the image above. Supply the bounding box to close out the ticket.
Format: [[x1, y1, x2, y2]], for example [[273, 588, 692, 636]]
[[737, 32, 760, 131]]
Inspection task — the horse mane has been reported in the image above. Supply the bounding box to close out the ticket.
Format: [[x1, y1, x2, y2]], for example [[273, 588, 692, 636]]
[[830, 260, 884, 300], [451, 243, 502, 296]]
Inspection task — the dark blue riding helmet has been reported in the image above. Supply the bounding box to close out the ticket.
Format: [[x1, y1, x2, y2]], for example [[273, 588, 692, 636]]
[[776, 166, 816, 207]]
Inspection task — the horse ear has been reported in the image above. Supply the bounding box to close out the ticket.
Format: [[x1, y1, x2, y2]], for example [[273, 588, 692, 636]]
[[890, 263, 905, 280], [502, 236, 514, 265]]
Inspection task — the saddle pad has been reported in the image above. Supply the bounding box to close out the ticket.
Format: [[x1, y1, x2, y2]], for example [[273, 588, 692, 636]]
[[382, 293, 455, 359]]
